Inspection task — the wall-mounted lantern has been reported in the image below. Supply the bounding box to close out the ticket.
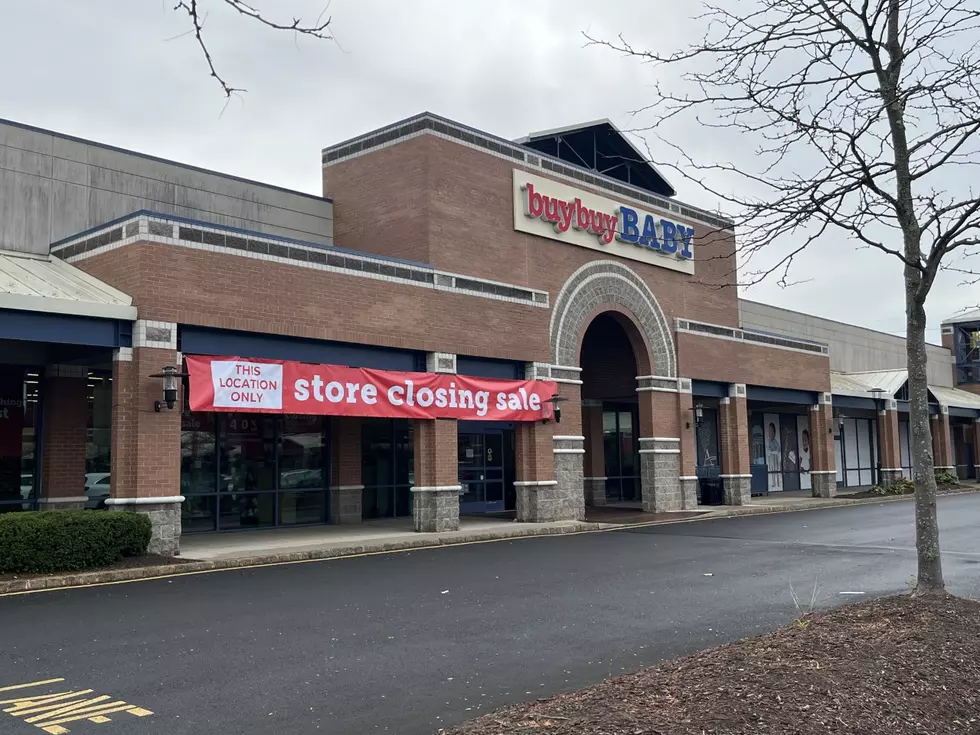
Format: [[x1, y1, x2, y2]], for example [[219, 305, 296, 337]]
[[687, 402, 704, 429], [149, 365, 188, 412], [545, 393, 567, 424]]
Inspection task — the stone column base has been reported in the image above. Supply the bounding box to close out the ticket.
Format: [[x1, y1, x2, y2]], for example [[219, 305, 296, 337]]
[[679, 477, 699, 509], [583, 477, 607, 506], [639, 440, 682, 512], [721, 475, 751, 505], [880, 469, 905, 487], [515, 480, 568, 522], [411, 486, 460, 533], [105, 496, 184, 556], [553, 437, 585, 521], [330, 485, 363, 524], [811, 472, 837, 498], [37, 496, 87, 510]]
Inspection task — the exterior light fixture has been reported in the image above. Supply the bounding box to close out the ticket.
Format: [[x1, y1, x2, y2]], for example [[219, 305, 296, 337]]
[[149, 365, 188, 412], [687, 402, 704, 429], [545, 393, 567, 424]]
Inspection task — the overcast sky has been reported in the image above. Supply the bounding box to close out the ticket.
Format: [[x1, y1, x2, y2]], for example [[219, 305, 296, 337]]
[[1, 0, 973, 343]]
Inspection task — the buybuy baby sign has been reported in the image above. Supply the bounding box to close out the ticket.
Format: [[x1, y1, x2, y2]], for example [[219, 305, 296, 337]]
[[186, 356, 558, 422]]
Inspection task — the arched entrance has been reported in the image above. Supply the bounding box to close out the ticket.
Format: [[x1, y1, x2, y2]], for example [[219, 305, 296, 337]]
[[580, 312, 645, 505], [547, 260, 693, 515]]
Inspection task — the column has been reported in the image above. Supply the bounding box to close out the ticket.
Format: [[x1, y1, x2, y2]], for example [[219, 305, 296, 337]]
[[330, 416, 362, 524], [39, 366, 89, 509], [877, 399, 904, 487], [581, 399, 606, 506], [637, 376, 682, 512], [973, 418, 980, 481], [538, 363, 585, 521], [718, 384, 751, 505], [808, 393, 837, 498], [677, 378, 698, 509], [931, 407, 954, 472], [411, 352, 460, 532], [105, 321, 183, 556], [515, 420, 571, 522]]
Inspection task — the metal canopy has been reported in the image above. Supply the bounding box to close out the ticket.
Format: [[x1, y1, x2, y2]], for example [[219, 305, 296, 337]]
[[0, 249, 136, 321]]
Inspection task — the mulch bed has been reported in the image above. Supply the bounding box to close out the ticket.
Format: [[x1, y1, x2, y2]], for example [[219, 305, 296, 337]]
[[0, 554, 189, 582], [444, 594, 980, 735], [847, 483, 968, 500]]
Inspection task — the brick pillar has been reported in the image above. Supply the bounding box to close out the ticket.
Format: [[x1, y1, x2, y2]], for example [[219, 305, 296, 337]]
[[677, 379, 698, 509], [637, 376, 682, 512], [581, 399, 605, 506], [39, 367, 89, 509], [411, 418, 459, 532], [536, 363, 585, 521], [330, 416, 362, 524], [105, 328, 184, 556], [931, 408, 954, 471], [515, 419, 575, 522], [878, 399, 903, 487], [718, 384, 751, 505], [808, 394, 837, 498]]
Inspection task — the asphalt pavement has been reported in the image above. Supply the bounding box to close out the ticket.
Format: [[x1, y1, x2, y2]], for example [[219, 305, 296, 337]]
[[2, 494, 979, 735]]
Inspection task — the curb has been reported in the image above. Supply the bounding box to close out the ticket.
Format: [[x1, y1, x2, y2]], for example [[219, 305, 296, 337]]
[[3, 487, 977, 596], [0, 521, 605, 595]]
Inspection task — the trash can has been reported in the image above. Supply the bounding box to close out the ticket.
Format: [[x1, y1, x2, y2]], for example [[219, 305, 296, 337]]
[[699, 477, 724, 506]]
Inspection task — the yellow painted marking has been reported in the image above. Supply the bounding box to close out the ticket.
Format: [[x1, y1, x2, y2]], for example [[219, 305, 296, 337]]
[[37, 703, 136, 727], [25, 696, 112, 723], [0, 680, 65, 694], [0, 679, 153, 733], [5, 691, 95, 714]]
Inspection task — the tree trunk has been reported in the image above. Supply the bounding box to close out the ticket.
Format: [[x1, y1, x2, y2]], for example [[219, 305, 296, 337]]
[[906, 292, 944, 594]]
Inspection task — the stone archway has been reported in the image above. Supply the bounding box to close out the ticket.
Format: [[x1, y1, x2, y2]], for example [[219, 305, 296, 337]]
[[547, 261, 683, 515], [549, 260, 676, 377]]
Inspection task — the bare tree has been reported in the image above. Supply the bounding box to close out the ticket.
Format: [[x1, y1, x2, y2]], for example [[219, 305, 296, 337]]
[[589, 0, 980, 594], [173, 0, 333, 97]]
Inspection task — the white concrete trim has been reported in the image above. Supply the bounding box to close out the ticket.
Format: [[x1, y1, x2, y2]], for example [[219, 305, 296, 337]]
[[105, 496, 185, 505], [583, 476, 608, 481], [639, 436, 680, 442], [113, 347, 133, 362], [37, 496, 87, 504], [329, 485, 365, 491], [554, 448, 586, 454], [880, 468, 904, 472], [410, 485, 464, 493], [636, 386, 678, 393], [635, 375, 677, 382], [719, 474, 752, 479], [513, 480, 559, 487], [677, 324, 831, 358], [553, 378, 584, 385], [640, 448, 681, 454], [934, 466, 956, 470], [810, 470, 837, 475], [550, 364, 583, 373], [553, 435, 585, 441], [678, 476, 699, 481]]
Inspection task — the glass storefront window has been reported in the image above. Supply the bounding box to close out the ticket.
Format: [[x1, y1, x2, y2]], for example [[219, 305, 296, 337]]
[[179, 412, 328, 532], [362, 419, 413, 519], [85, 371, 112, 508], [0, 368, 38, 512]]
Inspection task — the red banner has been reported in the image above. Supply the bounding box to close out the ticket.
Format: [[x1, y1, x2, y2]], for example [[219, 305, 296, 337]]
[[186, 356, 557, 422]]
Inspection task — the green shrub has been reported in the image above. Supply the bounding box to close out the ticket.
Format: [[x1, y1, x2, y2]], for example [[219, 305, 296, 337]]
[[935, 469, 959, 486], [888, 478, 916, 495], [868, 485, 888, 496], [0, 510, 152, 574]]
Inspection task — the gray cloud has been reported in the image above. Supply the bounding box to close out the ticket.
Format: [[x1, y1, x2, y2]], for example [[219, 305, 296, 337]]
[[0, 0, 966, 342]]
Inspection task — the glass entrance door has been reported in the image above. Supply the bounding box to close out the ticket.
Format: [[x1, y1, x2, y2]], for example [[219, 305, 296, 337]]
[[603, 404, 639, 503], [458, 430, 506, 513]]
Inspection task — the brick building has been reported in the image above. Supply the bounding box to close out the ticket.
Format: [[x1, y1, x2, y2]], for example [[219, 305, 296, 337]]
[[1, 113, 978, 555]]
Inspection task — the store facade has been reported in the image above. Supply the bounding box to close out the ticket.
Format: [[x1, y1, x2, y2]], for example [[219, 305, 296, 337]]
[[4, 112, 978, 556]]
